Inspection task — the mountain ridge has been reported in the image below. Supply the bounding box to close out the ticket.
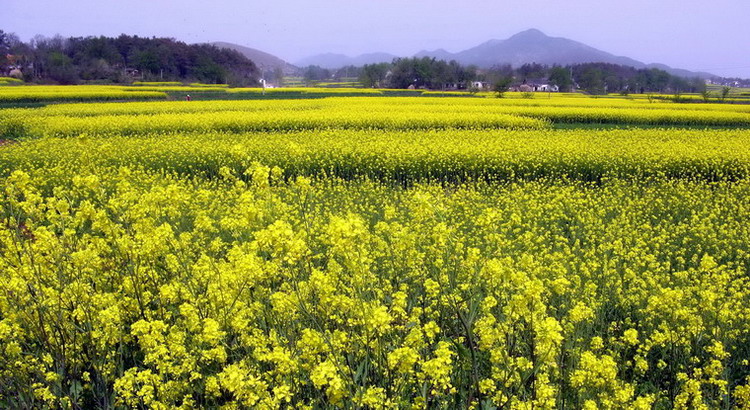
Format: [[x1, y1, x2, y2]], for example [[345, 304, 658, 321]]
[[211, 41, 297, 75], [295, 52, 400, 69], [294, 29, 715, 78]]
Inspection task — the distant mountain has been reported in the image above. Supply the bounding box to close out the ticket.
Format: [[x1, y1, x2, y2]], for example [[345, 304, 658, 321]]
[[446, 29, 646, 68], [415, 48, 455, 61], [417, 29, 714, 78], [295, 53, 349, 69], [351, 52, 399, 67], [295, 52, 398, 69], [212, 42, 297, 75], [296, 29, 714, 79], [644, 63, 713, 80]]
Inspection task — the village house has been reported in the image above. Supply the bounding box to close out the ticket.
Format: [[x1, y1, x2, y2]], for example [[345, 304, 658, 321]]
[[524, 78, 559, 92], [512, 79, 559, 92], [534, 83, 559, 92], [4, 54, 24, 78], [470, 80, 489, 90]]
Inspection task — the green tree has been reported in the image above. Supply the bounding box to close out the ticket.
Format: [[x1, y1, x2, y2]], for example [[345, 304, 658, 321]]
[[193, 57, 226, 84], [689, 77, 707, 93], [302, 65, 330, 86], [388, 58, 418, 89], [518, 63, 546, 80], [493, 76, 513, 98], [642, 68, 670, 93], [579, 67, 605, 95], [132, 49, 161, 75], [414, 57, 435, 88], [47, 51, 77, 84], [359, 63, 389, 88], [720, 86, 731, 102], [548, 66, 572, 92], [0, 30, 9, 70], [432, 60, 450, 90]]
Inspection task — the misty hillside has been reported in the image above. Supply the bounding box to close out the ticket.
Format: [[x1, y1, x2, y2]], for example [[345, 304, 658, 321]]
[[212, 42, 297, 75], [299, 29, 714, 78], [414, 48, 455, 61], [295, 52, 399, 69], [445, 29, 645, 68], [438, 29, 713, 78]]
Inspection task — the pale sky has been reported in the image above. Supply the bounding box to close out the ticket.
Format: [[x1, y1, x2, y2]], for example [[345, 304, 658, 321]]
[[4, 0, 750, 78]]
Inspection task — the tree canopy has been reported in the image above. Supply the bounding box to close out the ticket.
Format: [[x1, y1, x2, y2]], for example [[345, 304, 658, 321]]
[[1, 32, 259, 85], [357, 58, 706, 94]]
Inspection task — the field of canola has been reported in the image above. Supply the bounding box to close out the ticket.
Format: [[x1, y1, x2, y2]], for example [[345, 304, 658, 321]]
[[1, 89, 750, 409]]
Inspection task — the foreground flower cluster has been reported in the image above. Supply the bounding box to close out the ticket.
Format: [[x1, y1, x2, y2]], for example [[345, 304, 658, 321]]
[[1, 165, 749, 408], [1, 93, 750, 408]]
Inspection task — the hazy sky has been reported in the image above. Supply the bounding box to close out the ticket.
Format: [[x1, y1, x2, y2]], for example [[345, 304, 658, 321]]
[[5, 0, 750, 78]]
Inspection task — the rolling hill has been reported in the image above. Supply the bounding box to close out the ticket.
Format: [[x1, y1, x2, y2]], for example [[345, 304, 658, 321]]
[[212, 42, 298, 75], [297, 29, 714, 78], [295, 52, 399, 69], [418, 29, 646, 68]]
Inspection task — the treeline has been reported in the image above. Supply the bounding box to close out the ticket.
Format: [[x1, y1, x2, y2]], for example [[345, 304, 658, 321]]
[[0, 30, 259, 86], [710, 77, 750, 88], [300, 65, 364, 85], [362, 59, 477, 90], [570, 63, 706, 94], [352, 57, 707, 94]]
